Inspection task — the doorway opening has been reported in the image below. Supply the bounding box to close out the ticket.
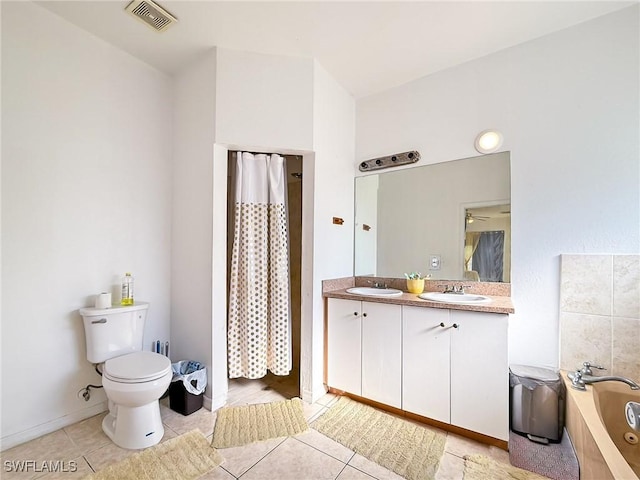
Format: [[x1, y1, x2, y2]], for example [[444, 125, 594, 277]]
[[225, 151, 302, 402], [463, 204, 511, 282]]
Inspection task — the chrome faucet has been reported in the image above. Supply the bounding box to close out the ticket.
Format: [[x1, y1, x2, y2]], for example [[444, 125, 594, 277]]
[[582, 375, 640, 390], [579, 361, 606, 376], [567, 370, 587, 390], [367, 280, 388, 289], [568, 369, 640, 391], [438, 284, 471, 294]]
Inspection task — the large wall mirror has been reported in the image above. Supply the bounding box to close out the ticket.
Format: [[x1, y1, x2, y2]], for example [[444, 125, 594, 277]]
[[354, 152, 511, 282]]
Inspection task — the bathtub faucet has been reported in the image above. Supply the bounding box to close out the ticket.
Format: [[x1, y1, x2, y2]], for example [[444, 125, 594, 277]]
[[568, 370, 640, 390], [582, 375, 640, 390], [579, 361, 606, 376]]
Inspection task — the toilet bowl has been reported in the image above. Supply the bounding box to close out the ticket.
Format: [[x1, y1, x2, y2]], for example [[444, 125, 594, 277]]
[[101, 351, 172, 449], [79, 302, 171, 450]]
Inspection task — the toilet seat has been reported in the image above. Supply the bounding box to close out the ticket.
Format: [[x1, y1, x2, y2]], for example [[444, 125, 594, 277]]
[[104, 351, 171, 384]]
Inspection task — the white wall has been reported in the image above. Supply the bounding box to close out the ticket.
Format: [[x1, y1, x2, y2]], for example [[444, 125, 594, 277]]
[[170, 50, 217, 405], [215, 48, 314, 149], [1, 2, 173, 447], [356, 6, 639, 368], [354, 175, 379, 276], [305, 61, 356, 401]]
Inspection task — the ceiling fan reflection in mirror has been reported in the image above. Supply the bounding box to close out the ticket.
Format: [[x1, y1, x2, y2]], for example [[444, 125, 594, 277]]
[[466, 212, 489, 224]]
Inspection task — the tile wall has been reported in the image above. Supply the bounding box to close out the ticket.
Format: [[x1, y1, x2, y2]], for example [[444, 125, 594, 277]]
[[560, 254, 640, 380]]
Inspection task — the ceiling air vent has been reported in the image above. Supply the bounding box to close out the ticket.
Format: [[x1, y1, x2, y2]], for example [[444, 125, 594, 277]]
[[125, 0, 177, 33]]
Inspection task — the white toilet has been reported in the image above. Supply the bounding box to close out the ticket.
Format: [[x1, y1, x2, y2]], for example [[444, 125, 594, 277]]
[[79, 301, 171, 449]]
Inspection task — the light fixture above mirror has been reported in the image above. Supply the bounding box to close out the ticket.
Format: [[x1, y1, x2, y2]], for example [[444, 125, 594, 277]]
[[474, 130, 504, 154]]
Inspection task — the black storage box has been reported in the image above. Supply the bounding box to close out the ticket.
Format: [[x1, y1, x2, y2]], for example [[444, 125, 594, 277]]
[[169, 379, 203, 415]]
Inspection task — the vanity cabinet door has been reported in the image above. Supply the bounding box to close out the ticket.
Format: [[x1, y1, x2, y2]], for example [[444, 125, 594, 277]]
[[361, 302, 402, 408], [449, 310, 508, 441], [402, 306, 451, 423], [327, 298, 362, 395]]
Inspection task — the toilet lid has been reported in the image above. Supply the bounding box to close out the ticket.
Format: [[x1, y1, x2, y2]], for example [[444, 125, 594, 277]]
[[104, 351, 171, 383]]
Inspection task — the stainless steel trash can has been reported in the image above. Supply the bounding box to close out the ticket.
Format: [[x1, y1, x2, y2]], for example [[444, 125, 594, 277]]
[[510, 364, 565, 443]]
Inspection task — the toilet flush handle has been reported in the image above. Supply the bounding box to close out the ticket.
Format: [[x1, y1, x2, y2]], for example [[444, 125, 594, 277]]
[[92, 318, 107, 324]]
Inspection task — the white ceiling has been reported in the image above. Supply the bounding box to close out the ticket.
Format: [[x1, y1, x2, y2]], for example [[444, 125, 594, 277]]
[[37, 1, 633, 98]]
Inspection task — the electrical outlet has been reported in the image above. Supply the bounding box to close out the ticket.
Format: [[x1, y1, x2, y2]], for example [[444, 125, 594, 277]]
[[429, 255, 441, 270]]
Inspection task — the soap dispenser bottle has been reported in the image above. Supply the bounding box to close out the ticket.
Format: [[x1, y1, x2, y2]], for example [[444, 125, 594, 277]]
[[121, 272, 134, 306]]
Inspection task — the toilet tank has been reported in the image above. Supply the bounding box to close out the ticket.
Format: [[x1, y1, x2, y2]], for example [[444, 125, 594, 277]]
[[79, 302, 149, 363]]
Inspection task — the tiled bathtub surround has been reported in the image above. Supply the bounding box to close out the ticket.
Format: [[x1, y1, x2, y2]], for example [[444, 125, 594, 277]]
[[560, 255, 640, 381]]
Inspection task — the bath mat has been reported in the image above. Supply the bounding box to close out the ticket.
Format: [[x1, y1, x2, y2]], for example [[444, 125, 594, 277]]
[[211, 397, 308, 448], [312, 396, 446, 480], [85, 429, 223, 480], [463, 454, 549, 479], [508, 429, 579, 480]]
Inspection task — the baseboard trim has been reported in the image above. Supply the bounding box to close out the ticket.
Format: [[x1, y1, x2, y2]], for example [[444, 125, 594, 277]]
[[301, 388, 314, 404], [210, 391, 227, 411], [202, 393, 212, 411], [1, 402, 108, 452], [301, 381, 326, 405]]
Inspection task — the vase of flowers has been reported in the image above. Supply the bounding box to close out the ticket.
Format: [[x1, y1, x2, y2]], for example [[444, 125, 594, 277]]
[[404, 272, 431, 294]]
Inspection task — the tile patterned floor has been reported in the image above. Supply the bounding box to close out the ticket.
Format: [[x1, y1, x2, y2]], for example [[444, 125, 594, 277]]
[[0, 373, 512, 479]]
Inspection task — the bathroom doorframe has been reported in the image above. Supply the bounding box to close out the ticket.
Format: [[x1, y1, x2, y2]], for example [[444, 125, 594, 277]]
[[211, 143, 316, 410]]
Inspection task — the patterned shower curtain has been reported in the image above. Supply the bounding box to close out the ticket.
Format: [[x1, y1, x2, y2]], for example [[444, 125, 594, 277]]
[[228, 152, 291, 379], [472, 231, 505, 282]]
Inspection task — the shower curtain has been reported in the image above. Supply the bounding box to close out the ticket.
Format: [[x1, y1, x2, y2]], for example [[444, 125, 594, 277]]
[[228, 152, 292, 379], [472, 231, 505, 282]]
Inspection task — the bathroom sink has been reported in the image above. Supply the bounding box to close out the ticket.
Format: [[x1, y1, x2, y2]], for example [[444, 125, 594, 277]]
[[418, 292, 492, 304], [346, 287, 404, 297]]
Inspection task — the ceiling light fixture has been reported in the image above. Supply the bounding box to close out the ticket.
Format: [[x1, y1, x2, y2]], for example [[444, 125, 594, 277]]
[[474, 130, 504, 154]]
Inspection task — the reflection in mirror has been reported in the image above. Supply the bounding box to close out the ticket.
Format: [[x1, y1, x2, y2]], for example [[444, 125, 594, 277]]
[[354, 152, 510, 282], [464, 204, 511, 282]]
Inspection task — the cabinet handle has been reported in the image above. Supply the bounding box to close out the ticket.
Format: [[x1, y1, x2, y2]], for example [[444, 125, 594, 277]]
[[353, 312, 358, 316], [439, 322, 445, 327], [452, 323, 459, 329], [363, 313, 367, 317]]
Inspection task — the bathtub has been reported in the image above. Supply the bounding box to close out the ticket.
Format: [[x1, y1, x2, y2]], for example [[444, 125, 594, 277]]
[[564, 372, 640, 479]]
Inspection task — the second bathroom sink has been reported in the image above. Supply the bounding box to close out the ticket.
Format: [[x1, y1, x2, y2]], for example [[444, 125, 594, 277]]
[[346, 287, 404, 297], [418, 292, 492, 304]]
